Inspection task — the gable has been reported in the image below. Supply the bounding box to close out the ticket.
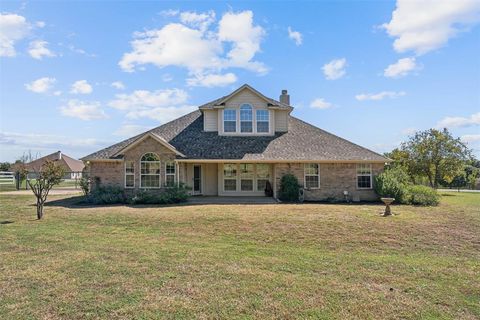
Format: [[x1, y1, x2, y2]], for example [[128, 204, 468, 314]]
[[223, 87, 269, 109]]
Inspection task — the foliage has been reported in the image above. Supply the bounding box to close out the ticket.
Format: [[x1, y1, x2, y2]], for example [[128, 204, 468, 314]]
[[374, 167, 410, 204], [0, 162, 11, 171], [387, 128, 472, 188], [406, 185, 440, 206], [79, 177, 90, 196], [28, 160, 65, 219], [279, 174, 300, 202], [264, 180, 273, 197], [130, 184, 190, 205], [87, 185, 126, 205]]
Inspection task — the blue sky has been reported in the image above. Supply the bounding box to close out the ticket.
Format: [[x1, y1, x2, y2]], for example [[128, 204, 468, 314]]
[[1, 0, 479, 162]]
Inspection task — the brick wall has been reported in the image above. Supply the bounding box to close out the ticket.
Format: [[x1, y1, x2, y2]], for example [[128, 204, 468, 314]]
[[274, 162, 385, 201]]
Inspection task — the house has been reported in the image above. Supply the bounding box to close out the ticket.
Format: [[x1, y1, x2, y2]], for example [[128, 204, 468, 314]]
[[25, 151, 85, 179], [82, 84, 389, 201]]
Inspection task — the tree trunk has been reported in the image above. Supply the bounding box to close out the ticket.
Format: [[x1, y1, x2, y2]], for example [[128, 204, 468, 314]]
[[37, 199, 43, 220]]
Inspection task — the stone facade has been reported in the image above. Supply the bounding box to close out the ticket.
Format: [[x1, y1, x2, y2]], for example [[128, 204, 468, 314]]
[[88, 161, 123, 188], [274, 162, 384, 201]]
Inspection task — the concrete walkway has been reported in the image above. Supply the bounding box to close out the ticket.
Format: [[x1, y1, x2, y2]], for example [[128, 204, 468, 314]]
[[188, 196, 277, 205], [438, 189, 480, 193]]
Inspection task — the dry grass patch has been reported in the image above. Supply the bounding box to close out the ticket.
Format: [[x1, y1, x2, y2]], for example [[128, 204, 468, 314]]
[[0, 192, 479, 319]]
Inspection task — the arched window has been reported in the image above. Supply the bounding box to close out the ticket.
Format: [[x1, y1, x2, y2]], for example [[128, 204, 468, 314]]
[[140, 153, 161, 188], [240, 104, 253, 133]]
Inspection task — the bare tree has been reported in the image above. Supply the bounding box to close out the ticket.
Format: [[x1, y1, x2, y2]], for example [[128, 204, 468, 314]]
[[28, 161, 65, 220]]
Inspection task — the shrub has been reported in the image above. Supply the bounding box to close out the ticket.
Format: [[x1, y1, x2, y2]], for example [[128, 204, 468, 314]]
[[279, 174, 300, 202], [407, 185, 440, 206], [374, 167, 410, 204], [79, 177, 89, 196], [87, 185, 126, 204], [130, 184, 190, 205]]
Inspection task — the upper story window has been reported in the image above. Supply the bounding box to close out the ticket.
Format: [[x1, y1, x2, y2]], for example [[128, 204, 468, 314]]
[[224, 109, 236, 133], [256, 110, 269, 133], [240, 104, 253, 133], [140, 152, 161, 188]]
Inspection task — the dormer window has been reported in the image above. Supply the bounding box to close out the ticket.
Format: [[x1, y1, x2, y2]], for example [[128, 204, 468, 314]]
[[224, 109, 236, 132], [240, 104, 253, 133], [256, 109, 269, 133]]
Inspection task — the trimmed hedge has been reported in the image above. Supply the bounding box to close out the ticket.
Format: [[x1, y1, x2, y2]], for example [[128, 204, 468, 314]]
[[407, 185, 440, 206], [279, 174, 300, 202]]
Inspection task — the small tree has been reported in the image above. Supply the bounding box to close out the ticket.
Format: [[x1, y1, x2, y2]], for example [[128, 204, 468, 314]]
[[279, 174, 300, 202], [28, 161, 65, 220]]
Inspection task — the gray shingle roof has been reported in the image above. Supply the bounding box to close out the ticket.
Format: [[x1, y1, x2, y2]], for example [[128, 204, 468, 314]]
[[82, 110, 388, 162]]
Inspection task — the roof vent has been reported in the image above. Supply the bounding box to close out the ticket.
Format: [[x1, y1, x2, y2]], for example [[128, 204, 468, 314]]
[[280, 89, 290, 105], [57, 151, 62, 160]]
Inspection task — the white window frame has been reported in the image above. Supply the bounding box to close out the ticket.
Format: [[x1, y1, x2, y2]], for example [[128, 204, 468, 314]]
[[223, 109, 237, 133], [239, 163, 254, 191], [356, 163, 373, 189], [256, 109, 269, 133], [140, 153, 161, 189], [165, 161, 176, 187], [256, 163, 270, 192], [304, 163, 320, 189], [223, 163, 238, 192], [240, 104, 253, 133], [124, 161, 135, 188]]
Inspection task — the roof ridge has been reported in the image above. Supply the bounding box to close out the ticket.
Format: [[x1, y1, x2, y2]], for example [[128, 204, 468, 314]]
[[290, 116, 388, 160]]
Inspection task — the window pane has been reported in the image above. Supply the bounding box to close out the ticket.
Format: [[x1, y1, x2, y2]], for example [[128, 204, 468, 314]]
[[305, 163, 319, 175], [357, 175, 371, 188], [240, 104, 253, 121], [256, 110, 269, 121], [224, 179, 237, 191], [141, 153, 160, 161], [241, 121, 253, 133], [166, 175, 175, 186], [125, 161, 134, 173], [224, 121, 236, 132], [141, 175, 160, 188], [357, 164, 372, 174], [126, 175, 134, 188], [257, 121, 269, 133], [305, 176, 319, 188], [224, 164, 237, 178], [240, 164, 254, 178], [141, 162, 160, 174], [241, 179, 253, 191], [257, 179, 268, 192], [224, 110, 236, 121], [166, 162, 175, 174], [256, 164, 270, 178]]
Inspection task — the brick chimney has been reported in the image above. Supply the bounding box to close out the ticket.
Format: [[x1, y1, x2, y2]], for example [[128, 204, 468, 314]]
[[280, 89, 290, 105]]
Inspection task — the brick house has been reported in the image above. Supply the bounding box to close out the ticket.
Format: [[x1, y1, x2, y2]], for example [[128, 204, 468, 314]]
[[82, 84, 389, 201]]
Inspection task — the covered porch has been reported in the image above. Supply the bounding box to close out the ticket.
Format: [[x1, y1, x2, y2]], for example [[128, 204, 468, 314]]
[[178, 161, 276, 197]]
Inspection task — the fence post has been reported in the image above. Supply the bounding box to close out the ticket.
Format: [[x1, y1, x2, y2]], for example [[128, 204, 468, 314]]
[[15, 172, 20, 190]]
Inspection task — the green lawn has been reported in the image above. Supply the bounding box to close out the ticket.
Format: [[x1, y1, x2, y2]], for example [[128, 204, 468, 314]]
[[1, 193, 479, 319]]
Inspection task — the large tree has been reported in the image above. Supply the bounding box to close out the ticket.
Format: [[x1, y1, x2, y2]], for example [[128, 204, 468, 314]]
[[388, 128, 472, 188], [28, 161, 65, 220]]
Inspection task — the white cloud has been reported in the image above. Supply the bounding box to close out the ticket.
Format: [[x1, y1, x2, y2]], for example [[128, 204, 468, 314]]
[[310, 98, 333, 110], [114, 124, 152, 137], [384, 57, 417, 78], [322, 58, 347, 80], [383, 0, 480, 55], [35, 21, 46, 28], [53, 90, 62, 96], [25, 77, 56, 93], [28, 40, 55, 59], [159, 9, 179, 17], [180, 10, 215, 32], [0, 13, 30, 57], [187, 72, 237, 87], [108, 88, 195, 123], [70, 80, 93, 94], [119, 10, 266, 86], [436, 112, 480, 128], [60, 100, 107, 120], [401, 127, 417, 136], [461, 134, 480, 144], [355, 91, 406, 101], [111, 81, 125, 90], [287, 26, 302, 46]]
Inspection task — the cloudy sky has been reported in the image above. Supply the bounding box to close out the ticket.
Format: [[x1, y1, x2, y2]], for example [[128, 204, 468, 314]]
[[1, 0, 479, 162]]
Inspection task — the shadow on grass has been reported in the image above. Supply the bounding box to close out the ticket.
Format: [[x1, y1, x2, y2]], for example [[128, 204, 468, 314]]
[[0, 220, 14, 225]]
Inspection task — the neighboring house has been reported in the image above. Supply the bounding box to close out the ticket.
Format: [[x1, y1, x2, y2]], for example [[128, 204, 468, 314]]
[[82, 84, 389, 201], [25, 151, 85, 179]]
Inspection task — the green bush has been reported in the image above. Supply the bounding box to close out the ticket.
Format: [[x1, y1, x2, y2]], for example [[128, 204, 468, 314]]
[[279, 174, 300, 202], [407, 185, 440, 206], [130, 184, 190, 205], [87, 185, 126, 204], [374, 168, 410, 204], [79, 177, 89, 196]]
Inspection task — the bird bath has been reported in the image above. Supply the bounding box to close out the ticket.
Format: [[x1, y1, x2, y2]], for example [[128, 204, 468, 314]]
[[381, 197, 395, 216]]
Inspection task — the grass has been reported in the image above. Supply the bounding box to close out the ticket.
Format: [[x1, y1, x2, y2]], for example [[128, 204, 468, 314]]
[[0, 192, 479, 319]]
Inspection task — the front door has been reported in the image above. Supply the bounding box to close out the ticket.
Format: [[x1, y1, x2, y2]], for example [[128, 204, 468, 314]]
[[193, 165, 202, 195]]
